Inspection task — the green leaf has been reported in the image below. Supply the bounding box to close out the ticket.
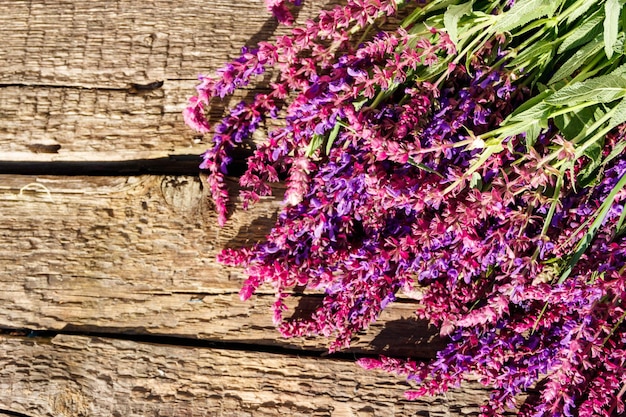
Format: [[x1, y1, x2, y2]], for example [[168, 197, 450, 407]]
[[545, 73, 626, 106], [525, 120, 545, 149], [567, 0, 602, 25], [508, 39, 556, 71], [604, 0, 621, 58], [608, 97, 626, 129], [507, 89, 554, 122], [615, 200, 626, 237], [494, 90, 553, 144], [558, 12, 603, 54], [553, 105, 599, 140], [614, 32, 626, 55], [577, 162, 603, 188], [443, 1, 474, 45], [579, 132, 626, 188], [583, 134, 604, 163], [494, 0, 561, 32], [305, 134, 324, 157], [325, 122, 341, 155], [611, 62, 626, 76], [549, 34, 604, 84], [407, 159, 445, 178]]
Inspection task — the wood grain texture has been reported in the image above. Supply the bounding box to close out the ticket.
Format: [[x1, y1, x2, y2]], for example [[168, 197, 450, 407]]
[[0, 174, 443, 357], [0, 334, 509, 417], [0, 0, 331, 160], [0, 0, 332, 86], [0, 1, 513, 413], [0, 82, 206, 158]]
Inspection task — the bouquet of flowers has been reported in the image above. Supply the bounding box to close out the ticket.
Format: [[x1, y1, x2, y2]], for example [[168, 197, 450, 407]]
[[184, 0, 626, 415]]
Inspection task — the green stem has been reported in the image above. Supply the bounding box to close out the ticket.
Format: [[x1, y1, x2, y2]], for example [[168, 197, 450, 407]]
[[615, 201, 626, 239], [442, 143, 502, 195], [369, 83, 398, 110], [401, 0, 456, 29], [568, 51, 607, 84], [531, 175, 563, 262], [556, 0, 601, 24], [478, 121, 525, 140], [515, 16, 558, 40]]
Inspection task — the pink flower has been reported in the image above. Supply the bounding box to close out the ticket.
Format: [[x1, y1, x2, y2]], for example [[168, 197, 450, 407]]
[[183, 97, 210, 133]]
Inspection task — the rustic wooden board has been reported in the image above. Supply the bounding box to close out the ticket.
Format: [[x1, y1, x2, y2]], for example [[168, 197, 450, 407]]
[[0, 0, 333, 86], [0, 1, 514, 413], [0, 334, 510, 417], [0, 174, 443, 357], [0, 0, 332, 162], [0, 82, 205, 159]]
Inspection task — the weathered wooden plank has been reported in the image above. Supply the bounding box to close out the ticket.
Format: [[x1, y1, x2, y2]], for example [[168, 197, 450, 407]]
[[0, 174, 442, 356], [0, 0, 331, 86], [0, 82, 272, 164], [0, 175, 260, 292], [0, 0, 330, 162], [0, 334, 510, 417], [0, 82, 206, 160]]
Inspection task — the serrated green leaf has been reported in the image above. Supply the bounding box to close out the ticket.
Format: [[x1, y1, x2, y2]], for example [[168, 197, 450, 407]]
[[545, 73, 626, 106], [507, 102, 553, 123], [508, 39, 556, 70], [577, 162, 603, 188], [553, 113, 571, 137], [494, 0, 561, 32], [507, 89, 554, 122], [558, 12, 603, 54], [443, 1, 474, 45], [604, 0, 621, 58], [554, 105, 599, 140], [567, 0, 602, 25], [525, 120, 543, 149], [550, 35, 604, 84], [583, 134, 604, 162], [608, 97, 626, 129], [611, 62, 626, 76]]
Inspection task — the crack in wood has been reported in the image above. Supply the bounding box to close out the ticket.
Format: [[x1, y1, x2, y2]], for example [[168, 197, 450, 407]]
[[0, 81, 164, 95], [0, 155, 204, 176], [0, 152, 256, 176], [0, 82, 128, 91], [129, 80, 164, 93], [0, 408, 36, 417], [0, 327, 374, 362]]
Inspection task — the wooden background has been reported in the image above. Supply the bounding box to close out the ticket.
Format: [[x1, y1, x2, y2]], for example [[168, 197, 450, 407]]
[[0, 1, 520, 416]]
